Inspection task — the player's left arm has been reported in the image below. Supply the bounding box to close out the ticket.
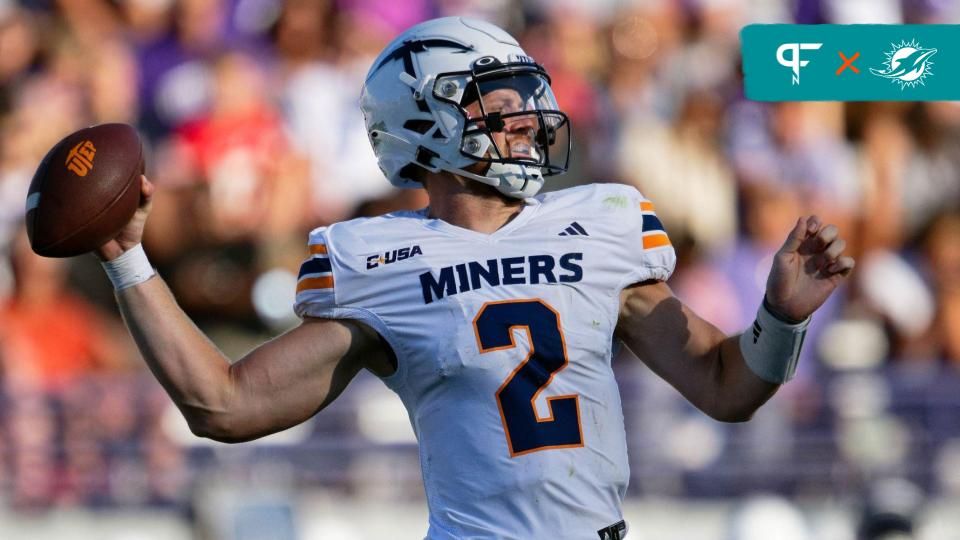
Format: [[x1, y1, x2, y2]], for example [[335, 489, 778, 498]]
[[615, 215, 854, 422]]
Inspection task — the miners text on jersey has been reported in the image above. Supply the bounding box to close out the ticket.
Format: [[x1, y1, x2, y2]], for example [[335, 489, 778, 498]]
[[419, 253, 584, 304]]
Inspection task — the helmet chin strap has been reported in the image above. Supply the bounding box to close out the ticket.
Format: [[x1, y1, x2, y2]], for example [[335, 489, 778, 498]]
[[375, 130, 544, 198], [445, 162, 544, 199]]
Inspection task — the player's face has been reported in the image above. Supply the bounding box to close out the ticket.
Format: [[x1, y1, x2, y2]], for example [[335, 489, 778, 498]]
[[464, 88, 540, 161], [438, 69, 570, 176]]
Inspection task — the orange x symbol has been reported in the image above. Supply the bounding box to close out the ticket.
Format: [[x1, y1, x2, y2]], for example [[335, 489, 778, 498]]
[[836, 51, 860, 75]]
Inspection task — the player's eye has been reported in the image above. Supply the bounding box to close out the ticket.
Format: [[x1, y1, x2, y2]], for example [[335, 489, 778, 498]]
[[484, 99, 523, 115]]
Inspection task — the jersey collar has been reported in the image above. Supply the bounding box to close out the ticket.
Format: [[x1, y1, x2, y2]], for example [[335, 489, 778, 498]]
[[418, 197, 540, 242]]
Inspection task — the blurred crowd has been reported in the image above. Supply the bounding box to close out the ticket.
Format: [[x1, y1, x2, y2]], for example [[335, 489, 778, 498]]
[[1, 0, 960, 533]]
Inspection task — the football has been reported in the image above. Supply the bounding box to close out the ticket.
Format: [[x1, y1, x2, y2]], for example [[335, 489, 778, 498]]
[[26, 123, 144, 258]]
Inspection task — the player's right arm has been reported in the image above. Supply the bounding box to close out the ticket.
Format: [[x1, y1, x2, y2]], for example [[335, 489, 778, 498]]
[[97, 176, 387, 443]]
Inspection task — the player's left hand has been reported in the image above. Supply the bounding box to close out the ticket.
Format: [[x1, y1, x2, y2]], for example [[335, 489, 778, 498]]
[[765, 215, 855, 322]]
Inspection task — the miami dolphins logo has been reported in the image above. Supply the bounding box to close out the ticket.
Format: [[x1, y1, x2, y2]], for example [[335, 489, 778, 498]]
[[870, 39, 937, 89]]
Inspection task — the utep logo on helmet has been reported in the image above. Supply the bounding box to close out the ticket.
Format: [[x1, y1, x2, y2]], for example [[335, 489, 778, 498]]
[[367, 245, 424, 269], [508, 53, 536, 65], [65, 140, 96, 177], [776, 42, 823, 84]]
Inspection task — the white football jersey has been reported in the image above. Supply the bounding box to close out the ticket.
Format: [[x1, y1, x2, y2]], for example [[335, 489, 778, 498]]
[[295, 183, 676, 539]]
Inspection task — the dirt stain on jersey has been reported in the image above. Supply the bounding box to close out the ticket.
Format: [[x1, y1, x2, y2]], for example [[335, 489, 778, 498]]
[[602, 195, 628, 209]]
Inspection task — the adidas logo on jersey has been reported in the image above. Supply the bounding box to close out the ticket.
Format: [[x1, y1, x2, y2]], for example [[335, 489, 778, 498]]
[[366, 245, 424, 269], [558, 222, 588, 236]]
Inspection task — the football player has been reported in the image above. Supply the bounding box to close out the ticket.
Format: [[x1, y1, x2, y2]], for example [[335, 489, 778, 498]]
[[95, 17, 854, 540]]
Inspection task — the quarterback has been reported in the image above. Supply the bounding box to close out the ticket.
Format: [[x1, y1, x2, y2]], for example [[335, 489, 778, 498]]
[[95, 18, 854, 540]]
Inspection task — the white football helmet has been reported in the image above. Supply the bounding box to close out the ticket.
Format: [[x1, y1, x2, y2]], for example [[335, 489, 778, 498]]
[[360, 17, 570, 199]]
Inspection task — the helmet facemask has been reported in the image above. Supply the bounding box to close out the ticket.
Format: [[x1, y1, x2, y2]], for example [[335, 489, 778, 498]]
[[432, 59, 571, 198]]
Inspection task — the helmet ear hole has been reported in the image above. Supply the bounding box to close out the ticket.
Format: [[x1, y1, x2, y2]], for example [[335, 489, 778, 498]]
[[403, 119, 436, 134]]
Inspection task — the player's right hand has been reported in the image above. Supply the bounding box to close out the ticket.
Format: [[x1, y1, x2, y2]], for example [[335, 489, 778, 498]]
[[94, 175, 155, 262]]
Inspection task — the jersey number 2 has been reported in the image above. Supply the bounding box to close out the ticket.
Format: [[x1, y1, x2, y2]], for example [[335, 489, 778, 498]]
[[473, 299, 583, 457]]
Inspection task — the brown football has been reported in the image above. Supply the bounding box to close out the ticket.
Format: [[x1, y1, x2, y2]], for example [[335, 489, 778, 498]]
[[26, 123, 144, 258]]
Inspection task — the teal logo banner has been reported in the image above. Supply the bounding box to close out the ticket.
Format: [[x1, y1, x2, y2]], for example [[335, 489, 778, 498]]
[[741, 25, 957, 101]]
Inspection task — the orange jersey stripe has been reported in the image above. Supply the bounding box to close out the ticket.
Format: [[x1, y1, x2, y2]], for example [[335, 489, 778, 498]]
[[639, 201, 655, 212], [309, 244, 328, 255], [643, 233, 671, 249], [296, 275, 334, 293]]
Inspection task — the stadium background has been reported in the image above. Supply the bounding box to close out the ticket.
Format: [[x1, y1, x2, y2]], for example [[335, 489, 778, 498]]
[[1, 0, 960, 538]]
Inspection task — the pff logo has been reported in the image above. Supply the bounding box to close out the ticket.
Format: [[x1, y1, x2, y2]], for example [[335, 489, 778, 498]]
[[776, 43, 823, 85]]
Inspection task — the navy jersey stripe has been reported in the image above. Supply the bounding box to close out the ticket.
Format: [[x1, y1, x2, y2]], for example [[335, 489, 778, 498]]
[[298, 257, 332, 278], [642, 214, 665, 233]]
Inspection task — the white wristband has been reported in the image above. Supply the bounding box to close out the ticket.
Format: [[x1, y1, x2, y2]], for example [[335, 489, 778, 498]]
[[101, 243, 155, 290], [738, 301, 811, 384]]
